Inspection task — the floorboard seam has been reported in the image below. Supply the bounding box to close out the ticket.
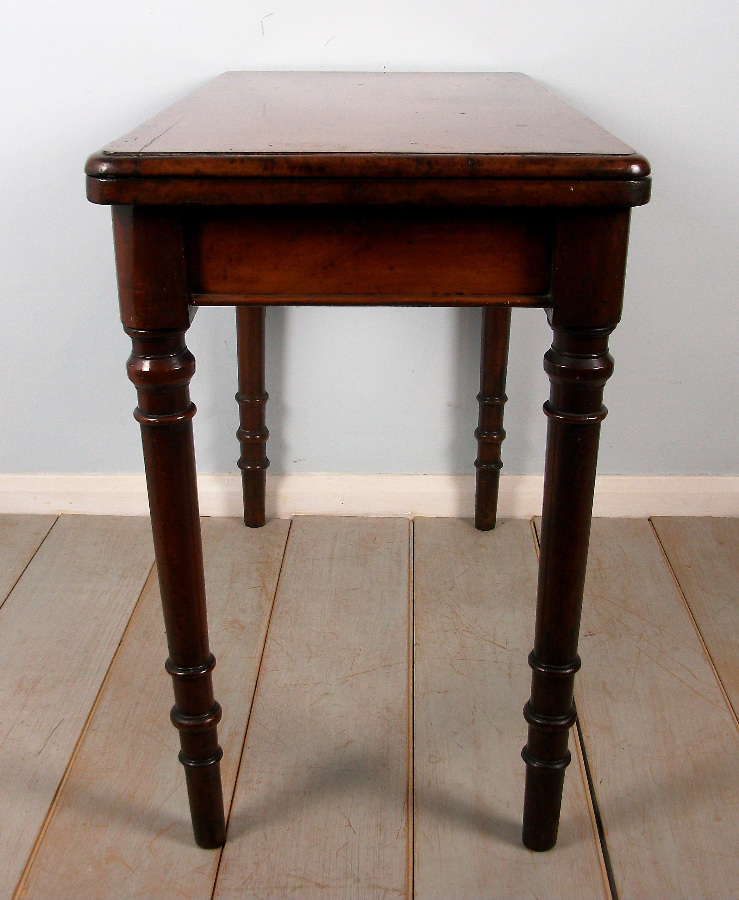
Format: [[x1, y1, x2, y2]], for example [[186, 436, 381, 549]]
[[0, 515, 59, 612], [530, 516, 618, 898], [574, 714, 619, 900], [648, 518, 739, 728], [12, 558, 157, 900], [210, 517, 294, 900]]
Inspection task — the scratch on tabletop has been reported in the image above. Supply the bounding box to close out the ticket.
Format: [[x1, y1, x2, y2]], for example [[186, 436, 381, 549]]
[[137, 117, 185, 153]]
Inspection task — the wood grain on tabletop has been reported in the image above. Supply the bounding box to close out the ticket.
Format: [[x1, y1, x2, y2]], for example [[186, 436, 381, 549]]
[[87, 72, 648, 181]]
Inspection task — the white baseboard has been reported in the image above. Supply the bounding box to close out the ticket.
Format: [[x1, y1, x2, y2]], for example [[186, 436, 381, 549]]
[[0, 473, 736, 518]]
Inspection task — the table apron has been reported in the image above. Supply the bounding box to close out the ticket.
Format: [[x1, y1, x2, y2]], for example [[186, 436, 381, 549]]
[[184, 207, 553, 303]]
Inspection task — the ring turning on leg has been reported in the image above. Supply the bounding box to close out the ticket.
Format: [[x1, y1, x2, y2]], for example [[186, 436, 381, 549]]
[[127, 326, 227, 849], [474, 307, 511, 530], [236, 306, 269, 527], [522, 324, 614, 851]]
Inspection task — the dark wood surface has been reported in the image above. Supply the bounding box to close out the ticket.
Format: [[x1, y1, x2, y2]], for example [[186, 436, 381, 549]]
[[236, 307, 269, 528], [91, 72, 650, 853], [520, 211, 629, 851], [88, 72, 646, 179], [187, 207, 552, 305], [474, 308, 511, 530], [86, 72, 650, 206], [91, 175, 650, 207], [126, 323, 226, 849], [116, 208, 227, 849]]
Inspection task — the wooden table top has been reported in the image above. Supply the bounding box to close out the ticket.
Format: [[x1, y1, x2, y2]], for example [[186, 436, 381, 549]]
[[86, 72, 650, 206]]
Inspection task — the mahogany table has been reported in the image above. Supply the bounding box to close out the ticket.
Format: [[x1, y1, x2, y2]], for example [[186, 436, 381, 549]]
[[86, 72, 650, 853]]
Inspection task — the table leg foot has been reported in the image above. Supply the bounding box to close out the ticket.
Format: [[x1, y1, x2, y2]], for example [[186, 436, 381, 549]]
[[474, 307, 511, 530], [236, 306, 269, 528], [182, 754, 227, 848], [522, 324, 614, 850], [127, 326, 227, 849], [521, 745, 570, 851]]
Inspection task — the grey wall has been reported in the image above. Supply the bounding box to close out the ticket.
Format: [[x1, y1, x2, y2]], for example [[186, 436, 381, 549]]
[[1, 1, 736, 475]]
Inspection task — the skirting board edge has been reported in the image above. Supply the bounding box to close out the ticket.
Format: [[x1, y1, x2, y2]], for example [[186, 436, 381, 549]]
[[0, 474, 737, 518]]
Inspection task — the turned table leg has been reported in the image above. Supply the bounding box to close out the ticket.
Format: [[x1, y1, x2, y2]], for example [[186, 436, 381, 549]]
[[521, 324, 614, 851], [126, 326, 227, 849], [474, 306, 511, 530], [236, 306, 269, 528]]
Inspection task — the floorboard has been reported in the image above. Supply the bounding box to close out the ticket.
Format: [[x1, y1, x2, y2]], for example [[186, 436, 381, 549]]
[[413, 518, 608, 900], [0, 516, 154, 900], [213, 517, 411, 900], [0, 514, 56, 608], [652, 516, 739, 717], [5, 514, 737, 899], [17, 518, 290, 900], [571, 518, 739, 899]]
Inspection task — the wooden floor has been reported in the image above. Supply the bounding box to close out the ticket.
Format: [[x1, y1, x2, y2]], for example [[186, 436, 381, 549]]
[[1, 515, 737, 900]]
